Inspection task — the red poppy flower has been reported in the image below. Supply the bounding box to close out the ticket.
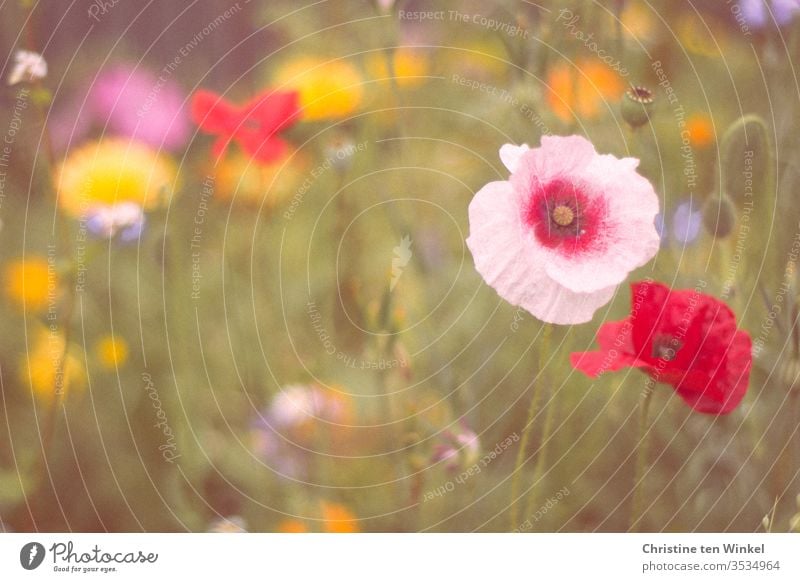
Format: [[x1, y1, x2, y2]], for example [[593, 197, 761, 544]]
[[570, 280, 752, 414], [190, 89, 299, 164]]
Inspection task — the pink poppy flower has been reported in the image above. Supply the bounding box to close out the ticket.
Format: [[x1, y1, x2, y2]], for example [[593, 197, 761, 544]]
[[466, 135, 660, 324]]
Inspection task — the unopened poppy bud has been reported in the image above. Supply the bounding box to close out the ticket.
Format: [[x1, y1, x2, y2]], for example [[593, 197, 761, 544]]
[[702, 193, 737, 238], [621, 86, 654, 129], [720, 114, 772, 202], [781, 355, 800, 391]]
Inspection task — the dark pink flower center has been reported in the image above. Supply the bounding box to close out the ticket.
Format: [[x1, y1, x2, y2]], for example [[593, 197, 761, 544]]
[[523, 178, 606, 256]]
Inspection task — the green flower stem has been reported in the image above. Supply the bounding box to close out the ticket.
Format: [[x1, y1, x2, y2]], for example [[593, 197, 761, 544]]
[[629, 376, 656, 531], [522, 365, 559, 523], [510, 322, 552, 530]]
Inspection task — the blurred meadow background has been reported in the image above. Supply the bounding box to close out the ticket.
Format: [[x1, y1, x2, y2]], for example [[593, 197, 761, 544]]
[[0, 0, 799, 532]]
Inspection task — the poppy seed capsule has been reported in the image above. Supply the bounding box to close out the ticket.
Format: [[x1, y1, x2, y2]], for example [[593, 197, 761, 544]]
[[621, 86, 655, 128], [702, 193, 737, 238]]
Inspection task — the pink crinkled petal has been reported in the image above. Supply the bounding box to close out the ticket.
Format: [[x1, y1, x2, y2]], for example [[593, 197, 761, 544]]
[[510, 135, 597, 196], [499, 143, 529, 173]]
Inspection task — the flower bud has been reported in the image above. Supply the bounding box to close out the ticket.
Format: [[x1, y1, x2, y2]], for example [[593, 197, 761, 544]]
[[621, 86, 654, 129], [720, 114, 772, 203], [702, 193, 737, 238], [780, 349, 800, 392]]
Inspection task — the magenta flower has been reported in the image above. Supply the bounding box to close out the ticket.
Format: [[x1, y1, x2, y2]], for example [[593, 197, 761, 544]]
[[466, 136, 660, 324], [91, 65, 190, 151], [49, 64, 190, 153]]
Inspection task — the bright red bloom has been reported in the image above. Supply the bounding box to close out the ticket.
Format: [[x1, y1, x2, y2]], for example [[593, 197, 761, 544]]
[[190, 89, 299, 164], [570, 280, 752, 415]]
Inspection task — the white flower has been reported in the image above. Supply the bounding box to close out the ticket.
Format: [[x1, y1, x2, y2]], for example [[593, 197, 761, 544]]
[[7, 50, 47, 86]]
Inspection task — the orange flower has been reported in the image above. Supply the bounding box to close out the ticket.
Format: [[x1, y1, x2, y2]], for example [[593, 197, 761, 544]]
[[95, 335, 129, 369], [210, 147, 310, 208], [4, 257, 54, 312], [365, 48, 429, 88], [321, 502, 359, 533], [277, 519, 308, 533], [686, 114, 715, 149], [21, 325, 85, 402], [546, 58, 625, 122]]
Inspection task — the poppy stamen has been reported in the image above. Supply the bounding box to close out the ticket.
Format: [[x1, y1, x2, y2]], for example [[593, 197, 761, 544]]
[[552, 205, 575, 227]]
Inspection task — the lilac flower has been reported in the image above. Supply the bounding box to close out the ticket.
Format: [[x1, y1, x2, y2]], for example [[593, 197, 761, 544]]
[[251, 384, 350, 480], [671, 200, 703, 245], [250, 428, 308, 479], [431, 422, 480, 472], [654, 213, 668, 246], [740, 0, 800, 28], [86, 202, 146, 241]]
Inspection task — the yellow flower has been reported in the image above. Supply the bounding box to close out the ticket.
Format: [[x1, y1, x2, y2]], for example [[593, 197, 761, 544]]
[[4, 257, 54, 312], [321, 501, 359, 533], [546, 57, 625, 122], [210, 147, 310, 208], [21, 326, 84, 402], [56, 138, 177, 217], [273, 57, 363, 121], [365, 48, 429, 88], [676, 13, 730, 57], [621, 3, 657, 43], [95, 335, 128, 369]]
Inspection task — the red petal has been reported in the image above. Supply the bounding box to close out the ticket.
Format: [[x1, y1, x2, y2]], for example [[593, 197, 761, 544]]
[[211, 136, 231, 161], [629, 279, 671, 357], [237, 132, 287, 164], [244, 90, 300, 135], [627, 280, 752, 415], [672, 328, 752, 415], [570, 319, 644, 377], [191, 90, 241, 134]]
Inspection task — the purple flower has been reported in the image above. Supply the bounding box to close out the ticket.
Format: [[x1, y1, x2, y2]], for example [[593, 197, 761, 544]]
[[86, 202, 146, 242], [431, 421, 480, 472], [671, 200, 703, 245], [250, 426, 308, 479], [654, 213, 668, 246], [250, 385, 349, 480], [740, 0, 800, 28]]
